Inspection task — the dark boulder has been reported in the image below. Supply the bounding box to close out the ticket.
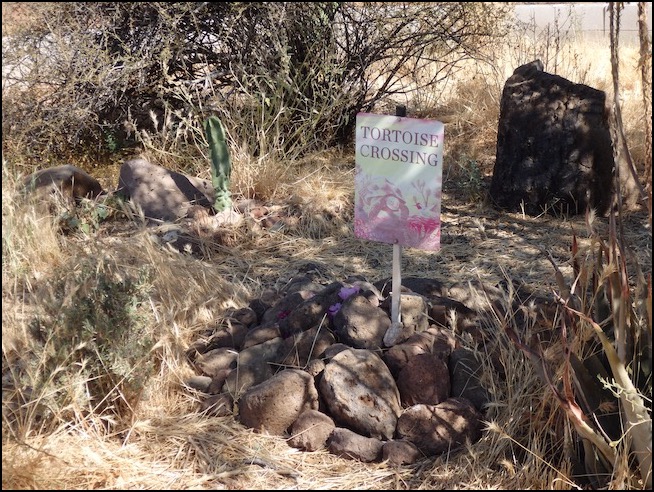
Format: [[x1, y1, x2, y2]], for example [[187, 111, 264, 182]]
[[489, 60, 614, 216]]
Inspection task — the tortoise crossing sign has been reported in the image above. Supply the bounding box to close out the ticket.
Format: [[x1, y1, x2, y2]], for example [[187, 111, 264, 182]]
[[354, 112, 444, 251]]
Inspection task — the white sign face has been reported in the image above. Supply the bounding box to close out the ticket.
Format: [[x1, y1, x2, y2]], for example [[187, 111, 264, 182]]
[[354, 113, 444, 251]]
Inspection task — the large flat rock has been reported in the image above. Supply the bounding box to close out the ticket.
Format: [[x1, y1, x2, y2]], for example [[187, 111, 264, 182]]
[[118, 158, 215, 221]]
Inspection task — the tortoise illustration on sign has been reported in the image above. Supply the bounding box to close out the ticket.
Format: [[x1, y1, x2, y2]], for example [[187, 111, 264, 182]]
[[354, 113, 444, 251]]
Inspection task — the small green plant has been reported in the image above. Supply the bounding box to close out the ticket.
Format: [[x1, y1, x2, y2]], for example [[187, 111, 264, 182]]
[[19, 258, 155, 432], [204, 116, 232, 212], [58, 194, 126, 235], [457, 156, 484, 201], [103, 129, 119, 153]]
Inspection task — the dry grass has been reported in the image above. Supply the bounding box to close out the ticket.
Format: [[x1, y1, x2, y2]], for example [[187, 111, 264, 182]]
[[2, 6, 652, 490], [3, 162, 650, 490]]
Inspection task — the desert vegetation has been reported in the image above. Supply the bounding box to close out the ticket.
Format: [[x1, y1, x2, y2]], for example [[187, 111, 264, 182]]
[[2, 2, 651, 490]]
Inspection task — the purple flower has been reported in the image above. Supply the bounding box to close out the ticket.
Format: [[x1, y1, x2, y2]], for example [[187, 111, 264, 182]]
[[328, 303, 342, 318], [338, 286, 360, 301]]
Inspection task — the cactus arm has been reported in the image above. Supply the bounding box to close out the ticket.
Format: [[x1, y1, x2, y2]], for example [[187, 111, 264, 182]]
[[204, 116, 232, 212]]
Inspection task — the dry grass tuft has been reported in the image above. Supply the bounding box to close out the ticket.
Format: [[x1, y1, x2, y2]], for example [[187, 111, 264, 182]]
[[2, 5, 651, 490]]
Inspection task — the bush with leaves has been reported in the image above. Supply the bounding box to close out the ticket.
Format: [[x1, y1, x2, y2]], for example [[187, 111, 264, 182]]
[[5, 257, 155, 435], [2, 2, 511, 166], [57, 193, 129, 235]]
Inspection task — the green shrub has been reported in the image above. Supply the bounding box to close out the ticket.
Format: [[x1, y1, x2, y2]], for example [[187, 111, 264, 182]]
[[1, 2, 511, 166], [20, 257, 155, 432], [57, 194, 128, 235], [456, 156, 485, 201]]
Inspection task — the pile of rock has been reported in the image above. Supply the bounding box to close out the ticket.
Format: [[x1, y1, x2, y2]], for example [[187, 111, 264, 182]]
[[186, 271, 512, 465]]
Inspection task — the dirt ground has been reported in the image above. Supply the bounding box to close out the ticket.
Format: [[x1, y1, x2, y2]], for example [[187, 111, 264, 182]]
[[274, 177, 652, 306], [393, 179, 652, 301], [100, 169, 651, 301], [118, 176, 651, 311]]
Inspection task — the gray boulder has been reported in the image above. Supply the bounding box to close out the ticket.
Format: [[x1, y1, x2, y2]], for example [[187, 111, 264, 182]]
[[288, 409, 336, 451], [117, 158, 214, 221], [332, 293, 391, 350], [396, 397, 483, 456], [396, 353, 450, 407], [194, 347, 238, 378], [382, 440, 423, 466], [319, 347, 401, 440], [449, 348, 492, 412], [327, 427, 383, 462], [277, 325, 336, 368], [22, 164, 104, 202], [238, 369, 319, 436]]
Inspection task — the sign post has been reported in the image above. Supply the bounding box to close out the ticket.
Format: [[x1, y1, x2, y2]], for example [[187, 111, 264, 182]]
[[389, 236, 403, 343], [354, 105, 444, 346], [389, 106, 406, 343]]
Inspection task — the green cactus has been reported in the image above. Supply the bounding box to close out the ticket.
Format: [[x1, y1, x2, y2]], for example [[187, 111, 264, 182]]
[[204, 116, 232, 212]]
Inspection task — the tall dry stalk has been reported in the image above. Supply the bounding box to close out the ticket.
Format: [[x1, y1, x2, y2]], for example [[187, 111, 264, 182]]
[[637, 2, 652, 194], [608, 2, 647, 210], [507, 207, 652, 488]]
